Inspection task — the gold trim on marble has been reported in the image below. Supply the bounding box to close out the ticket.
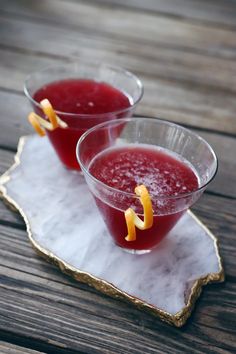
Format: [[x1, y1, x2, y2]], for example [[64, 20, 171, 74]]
[[0, 136, 225, 327]]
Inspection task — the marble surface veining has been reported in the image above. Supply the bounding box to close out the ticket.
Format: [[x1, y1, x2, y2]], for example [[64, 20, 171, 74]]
[[2, 136, 221, 315]]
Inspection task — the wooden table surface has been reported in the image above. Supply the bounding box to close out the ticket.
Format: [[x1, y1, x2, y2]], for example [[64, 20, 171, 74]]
[[0, 0, 236, 353]]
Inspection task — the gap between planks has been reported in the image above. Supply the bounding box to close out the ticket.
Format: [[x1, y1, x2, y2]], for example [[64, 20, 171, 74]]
[[0, 333, 81, 354]]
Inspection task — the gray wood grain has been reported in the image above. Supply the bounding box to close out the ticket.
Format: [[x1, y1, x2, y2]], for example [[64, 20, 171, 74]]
[[89, 0, 236, 28], [1, 46, 236, 95], [0, 341, 45, 354], [3, 0, 236, 29], [0, 149, 15, 175], [1, 0, 236, 61], [1, 0, 236, 135]]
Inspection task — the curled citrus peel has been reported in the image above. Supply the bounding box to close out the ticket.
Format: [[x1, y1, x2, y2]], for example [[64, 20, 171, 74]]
[[28, 99, 68, 136], [125, 185, 153, 242]]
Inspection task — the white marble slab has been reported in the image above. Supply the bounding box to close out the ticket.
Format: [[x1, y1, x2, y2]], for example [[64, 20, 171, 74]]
[[0, 135, 224, 326]]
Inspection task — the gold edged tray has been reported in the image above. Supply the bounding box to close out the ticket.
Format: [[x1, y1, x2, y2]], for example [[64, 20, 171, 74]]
[[0, 135, 224, 327]]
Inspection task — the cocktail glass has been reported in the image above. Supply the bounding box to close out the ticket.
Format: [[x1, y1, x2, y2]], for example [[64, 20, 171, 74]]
[[24, 61, 143, 170], [76, 117, 218, 254]]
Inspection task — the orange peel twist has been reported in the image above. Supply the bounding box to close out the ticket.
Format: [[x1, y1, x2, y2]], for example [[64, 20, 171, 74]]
[[125, 185, 153, 242], [28, 99, 68, 136]]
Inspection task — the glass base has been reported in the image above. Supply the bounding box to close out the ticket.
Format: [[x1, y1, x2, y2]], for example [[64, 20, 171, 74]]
[[120, 247, 152, 255], [64, 164, 83, 174]]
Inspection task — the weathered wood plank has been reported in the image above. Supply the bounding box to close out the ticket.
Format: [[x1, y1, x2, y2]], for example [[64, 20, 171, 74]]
[[0, 150, 26, 226], [1, 17, 236, 134], [1, 45, 236, 95], [0, 92, 32, 148], [91, 0, 236, 28], [0, 192, 235, 353], [196, 131, 236, 198], [0, 341, 45, 354], [1, 0, 236, 62], [0, 201, 24, 227], [192, 194, 236, 275], [0, 49, 65, 93], [0, 149, 15, 175]]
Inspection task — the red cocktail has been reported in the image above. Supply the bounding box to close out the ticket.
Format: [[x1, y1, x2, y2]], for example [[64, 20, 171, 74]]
[[24, 62, 143, 170], [33, 78, 131, 169], [77, 117, 218, 253], [89, 145, 199, 250]]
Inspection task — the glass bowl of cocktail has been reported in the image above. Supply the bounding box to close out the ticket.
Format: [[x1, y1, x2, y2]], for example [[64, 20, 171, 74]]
[[76, 117, 218, 254], [24, 61, 143, 170]]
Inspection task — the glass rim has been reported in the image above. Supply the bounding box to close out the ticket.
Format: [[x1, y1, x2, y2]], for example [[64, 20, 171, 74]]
[[23, 61, 144, 118], [76, 116, 218, 201]]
